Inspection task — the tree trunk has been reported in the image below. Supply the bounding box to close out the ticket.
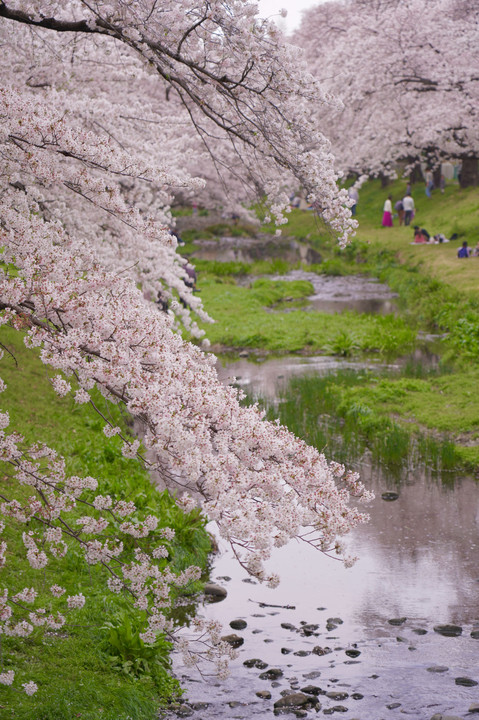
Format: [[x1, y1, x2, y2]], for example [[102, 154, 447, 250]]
[[433, 165, 442, 189], [379, 172, 389, 188], [409, 163, 423, 184], [459, 156, 479, 188]]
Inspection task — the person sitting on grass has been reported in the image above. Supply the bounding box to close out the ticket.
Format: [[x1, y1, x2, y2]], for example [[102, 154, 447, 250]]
[[472, 242, 479, 257], [413, 226, 430, 243], [457, 241, 470, 258]]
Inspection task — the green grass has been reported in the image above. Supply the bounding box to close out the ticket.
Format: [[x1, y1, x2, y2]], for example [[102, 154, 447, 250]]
[[0, 327, 211, 720], [271, 369, 471, 472], [198, 275, 415, 355]]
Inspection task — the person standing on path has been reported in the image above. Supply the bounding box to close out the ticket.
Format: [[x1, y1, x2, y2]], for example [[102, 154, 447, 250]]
[[402, 193, 415, 226], [382, 195, 393, 226]]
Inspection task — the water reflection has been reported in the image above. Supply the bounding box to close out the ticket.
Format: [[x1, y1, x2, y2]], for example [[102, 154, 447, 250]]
[[165, 462, 479, 718]]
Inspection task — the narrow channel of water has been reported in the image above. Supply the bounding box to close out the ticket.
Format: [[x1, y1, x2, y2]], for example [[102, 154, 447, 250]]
[[164, 460, 479, 719]]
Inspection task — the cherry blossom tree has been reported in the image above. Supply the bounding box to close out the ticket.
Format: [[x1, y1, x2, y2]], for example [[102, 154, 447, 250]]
[[294, 0, 479, 185], [0, 0, 371, 696]]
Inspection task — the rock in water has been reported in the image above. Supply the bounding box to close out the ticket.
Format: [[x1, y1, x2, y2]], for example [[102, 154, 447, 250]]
[[274, 693, 311, 709], [433, 624, 462, 637], [221, 633, 244, 648], [204, 583, 227, 599]]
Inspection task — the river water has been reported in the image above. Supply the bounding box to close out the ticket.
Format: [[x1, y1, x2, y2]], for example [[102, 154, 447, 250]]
[[162, 274, 479, 720]]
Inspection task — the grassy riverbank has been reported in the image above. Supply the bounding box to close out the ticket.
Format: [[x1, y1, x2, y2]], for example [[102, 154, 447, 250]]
[[0, 327, 211, 720], [185, 180, 479, 471]]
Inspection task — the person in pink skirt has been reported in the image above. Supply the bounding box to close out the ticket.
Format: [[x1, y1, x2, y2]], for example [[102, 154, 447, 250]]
[[382, 195, 393, 226]]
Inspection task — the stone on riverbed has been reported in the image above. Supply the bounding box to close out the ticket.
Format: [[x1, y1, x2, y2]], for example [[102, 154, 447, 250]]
[[274, 693, 314, 710], [381, 491, 399, 501], [430, 715, 465, 720], [300, 623, 319, 636], [244, 658, 268, 669], [221, 633, 244, 648], [204, 583, 227, 599], [312, 645, 332, 656], [471, 630, 479, 639], [427, 665, 449, 673], [326, 691, 349, 701], [455, 676, 478, 686], [256, 690, 271, 699], [388, 617, 407, 626], [230, 618, 247, 630], [434, 624, 462, 637], [260, 668, 284, 680], [301, 685, 323, 695]]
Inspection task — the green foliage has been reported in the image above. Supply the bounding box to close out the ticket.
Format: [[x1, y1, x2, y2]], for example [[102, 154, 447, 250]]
[[0, 326, 210, 719], [271, 370, 464, 473], [100, 612, 175, 686]]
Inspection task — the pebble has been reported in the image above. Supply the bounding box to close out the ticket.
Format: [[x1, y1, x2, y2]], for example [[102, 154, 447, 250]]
[[381, 491, 400, 501], [388, 617, 407, 626], [190, 703, 209, 710], [281, 622, 296, 631], [470, 704, 479, 714], [259, 668, 284, 680], [301, 623, 319, 636], [351, 693, 364, 700], [326, 691, 349, 701], [221, 633, 244, 648], [455, 676, 478, 686], [433, 624, 462, 637], [243, 658, 268, 669], [427, 665, 449, 673], [387, 702, 401, 709], [312, 645, 332, 656], [281, 648, 293, 654], [303, 671, 322, 680], [345, 649, 361, 658], [203, 582, 227, 599], [430, 715, 464, 720], [256, 690, 271, 699], [230, 619, 247, 630], [332, 706, 348, 713], [301, 685, 323, 695], [471, 630, 479, 639], [242, 578, 257, 584], [273, 692, 311, 709], [293, 650, 310, 657], [413, 628, 428, 635]]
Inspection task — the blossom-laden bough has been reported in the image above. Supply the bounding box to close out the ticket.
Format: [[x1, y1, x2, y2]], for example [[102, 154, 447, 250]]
[[0, 0, 370, 697]]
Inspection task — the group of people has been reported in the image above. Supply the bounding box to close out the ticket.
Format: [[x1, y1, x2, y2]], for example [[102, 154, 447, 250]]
[[382, 190, 415, 227]]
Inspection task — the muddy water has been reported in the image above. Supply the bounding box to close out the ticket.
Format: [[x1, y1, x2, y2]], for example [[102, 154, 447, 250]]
[[165, 464, 479, 719]]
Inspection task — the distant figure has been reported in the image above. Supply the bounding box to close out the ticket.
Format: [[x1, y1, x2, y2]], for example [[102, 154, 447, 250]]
[[440, 174, 446, 194], [382, 195, 393, 226], [402, 193, 415, 226], [413, 226, 430, 243], [425, 168, 434, 197], [457, 241, 470, 258], [433, 233, 449, 243], [348, 186, 359, 215], [394, 199, 405, 225], [472, 241, 479, 257], [406, 183, 412, 196]]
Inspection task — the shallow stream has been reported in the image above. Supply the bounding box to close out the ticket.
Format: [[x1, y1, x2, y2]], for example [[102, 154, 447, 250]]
[[163, 271, 478, 719]]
